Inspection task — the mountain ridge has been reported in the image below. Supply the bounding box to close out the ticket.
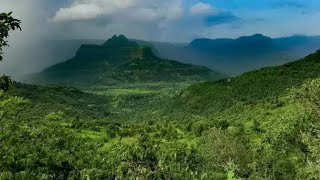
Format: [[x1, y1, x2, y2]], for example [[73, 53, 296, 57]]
[[27, 35, 225, 87], [153, 34, 320, 74], [12, 34, 320, 80]]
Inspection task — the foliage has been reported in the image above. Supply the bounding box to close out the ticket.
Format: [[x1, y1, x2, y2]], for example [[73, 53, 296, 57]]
[[0, 12, 21, 61], [181, 50, 320, 114], [0, 12, 20, 92], [0, 90, 206, 179], [4, 76, 320, 179], [7, 82, 111, 119], [291, 79, 320, 179], [0, 75, 12, 92], [201, 128, 251, 178]]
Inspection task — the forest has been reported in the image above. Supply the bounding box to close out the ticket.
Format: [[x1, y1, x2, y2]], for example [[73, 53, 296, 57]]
[[1, 10, 320, 180]]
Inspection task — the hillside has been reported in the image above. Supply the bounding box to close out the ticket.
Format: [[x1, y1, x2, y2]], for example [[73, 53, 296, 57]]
[[4, 50, 320, 179], [7, 82, 111, 119], [180, 49, 320, 113], [4, 46, 320, 180], [27, 35, 224, 87]]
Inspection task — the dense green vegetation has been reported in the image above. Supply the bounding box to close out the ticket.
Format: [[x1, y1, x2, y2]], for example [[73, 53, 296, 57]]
[[180, 50, 320, 114], [2, 73, 320, 179], [8, 83, 111, 119], [1, 82, 209, 179]]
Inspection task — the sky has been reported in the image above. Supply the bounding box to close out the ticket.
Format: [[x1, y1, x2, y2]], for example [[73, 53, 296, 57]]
[[1, 0, 320, 76], [1, 0, 320, 42]]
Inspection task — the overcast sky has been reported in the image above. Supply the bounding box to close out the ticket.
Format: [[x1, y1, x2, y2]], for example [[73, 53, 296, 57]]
[[1, 0, 320, 42], [1, 0, 320, 77]]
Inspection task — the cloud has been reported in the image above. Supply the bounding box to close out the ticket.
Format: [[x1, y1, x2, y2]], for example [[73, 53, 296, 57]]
[[205, 12, 240, 26], [53, 0, 183, 23], [53, 0, 137, 22], [130, 8, 160, 22], [272, 2, 307, 9], [0, 0, 55, 77], [1, 0, 320, 78], [190, 2, 215, 15], [51, 0, 242, 41], [53, 4, 103, 22], [269, 1, 314, 16], [50, 0, 187, 42]]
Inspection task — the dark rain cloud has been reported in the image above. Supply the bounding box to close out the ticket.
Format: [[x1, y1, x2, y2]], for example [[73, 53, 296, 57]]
[[204, 12, 240, 26]]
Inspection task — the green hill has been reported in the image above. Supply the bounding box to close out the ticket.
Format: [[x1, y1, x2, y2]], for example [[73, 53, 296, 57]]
[[27, 35, 225, 87], [180, 49, 320, 113], [6, 82, 111, 119]]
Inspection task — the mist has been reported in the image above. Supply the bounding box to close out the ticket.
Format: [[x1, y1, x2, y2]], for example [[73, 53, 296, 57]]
[[0, 0, 52, 79]]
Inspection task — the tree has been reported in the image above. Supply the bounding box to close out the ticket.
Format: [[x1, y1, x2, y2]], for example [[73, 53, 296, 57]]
[[0, 12, 21, 92], [0, 12, 21, 61], [200, 128, 252, 178], [291, 79, 320, 179], [0, 75, 12, 92]]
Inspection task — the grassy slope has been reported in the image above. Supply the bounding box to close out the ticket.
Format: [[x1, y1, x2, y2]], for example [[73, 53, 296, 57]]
[[180, 50, 320, 114], [7, 82, 111, 119]]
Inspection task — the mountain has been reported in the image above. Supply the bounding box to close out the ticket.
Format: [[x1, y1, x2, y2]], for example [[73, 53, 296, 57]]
[[179, 49, 320, 114], [27, 35, 225, 87], [12, 34, 320, 79], [190, 34, 273, 52], [0, 39, 106, 80], [152, 34, 320, 74]]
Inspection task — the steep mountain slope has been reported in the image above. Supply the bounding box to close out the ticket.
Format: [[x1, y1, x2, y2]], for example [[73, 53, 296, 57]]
[[180, 49, 320, 113], [0, 39, 105, 80], [154, 34, 320, 74], [27, 35, 224, 87]]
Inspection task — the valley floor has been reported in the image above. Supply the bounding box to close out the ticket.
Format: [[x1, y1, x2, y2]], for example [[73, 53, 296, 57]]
[[1, 78, 320, 179]]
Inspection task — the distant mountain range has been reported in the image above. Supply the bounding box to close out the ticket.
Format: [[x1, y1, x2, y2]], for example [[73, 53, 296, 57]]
[[151, 34, 320, 74], [16, 34, 320, 79], [27, 35, 224, 87]]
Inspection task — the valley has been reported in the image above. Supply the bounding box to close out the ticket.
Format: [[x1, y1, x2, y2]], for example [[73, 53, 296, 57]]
[[3, 48, 320, 179], [1, 17, 320, 179]]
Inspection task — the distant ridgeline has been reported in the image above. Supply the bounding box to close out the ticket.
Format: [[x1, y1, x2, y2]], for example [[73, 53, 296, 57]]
[[27, 35, 225, 87], [152, 34, 320, 74]]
